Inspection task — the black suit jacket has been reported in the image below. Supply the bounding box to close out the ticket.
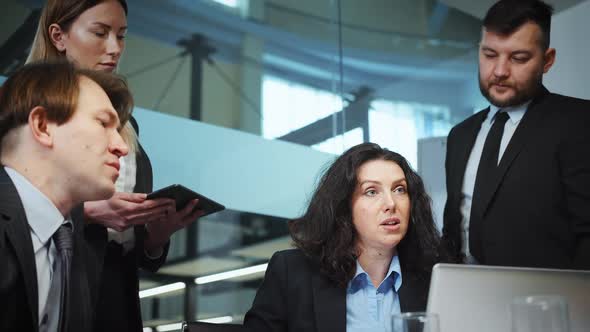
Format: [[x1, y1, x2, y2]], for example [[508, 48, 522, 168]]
[[92, 116, 169, 332], [442, 87, 590, 269], [0, 167, 104, 332], [243, 249, 430, 332]]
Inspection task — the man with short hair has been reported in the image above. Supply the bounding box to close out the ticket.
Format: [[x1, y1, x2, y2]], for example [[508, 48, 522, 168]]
[[442, 0, 590, 269], [0, 61, 132, 332]]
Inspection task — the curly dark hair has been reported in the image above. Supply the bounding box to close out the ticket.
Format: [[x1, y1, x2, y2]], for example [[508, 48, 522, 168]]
[[289, 142, 448, 288]]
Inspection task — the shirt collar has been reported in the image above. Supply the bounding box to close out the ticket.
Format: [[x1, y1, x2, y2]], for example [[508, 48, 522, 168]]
[[488, 101, 530, 126], [4, 167, 69, 249], [348, 254, 403, 294]]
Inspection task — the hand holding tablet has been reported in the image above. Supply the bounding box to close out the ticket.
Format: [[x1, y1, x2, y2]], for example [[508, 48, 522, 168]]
[[146, 184, 225, 217]]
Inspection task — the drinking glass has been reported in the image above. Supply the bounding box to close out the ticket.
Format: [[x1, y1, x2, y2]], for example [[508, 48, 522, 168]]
[[391, 312, 439, 332], [510, 295, 570, 332]]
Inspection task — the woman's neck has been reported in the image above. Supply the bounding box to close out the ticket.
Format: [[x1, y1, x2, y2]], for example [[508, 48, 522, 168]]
[[357, 246, 396, 288]]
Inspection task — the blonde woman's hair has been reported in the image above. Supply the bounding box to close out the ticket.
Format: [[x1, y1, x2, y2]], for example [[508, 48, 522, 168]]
[[25, 0, 137, 153]]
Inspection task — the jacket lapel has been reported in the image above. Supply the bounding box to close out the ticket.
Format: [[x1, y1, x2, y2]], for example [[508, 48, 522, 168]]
[[0, 168, 39, 327], [74, 205, 107, 319], [450, 110, 489, 194], [312, 273, 346, 332], [67, 207, 97, 331], [479, 87, 550, 215]]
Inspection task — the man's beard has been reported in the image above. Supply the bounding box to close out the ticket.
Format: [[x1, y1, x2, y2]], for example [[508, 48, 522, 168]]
[[479, 70, 543, 108]]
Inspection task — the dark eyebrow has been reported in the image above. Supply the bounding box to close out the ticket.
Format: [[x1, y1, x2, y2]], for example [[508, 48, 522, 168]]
[[359, 178, 407, 186], [91, 22, 127, 32], [480, 46, 497, 53], [359, 180, 380, 186], [480, 45, 533, 57], [511, 50, 532, 57]]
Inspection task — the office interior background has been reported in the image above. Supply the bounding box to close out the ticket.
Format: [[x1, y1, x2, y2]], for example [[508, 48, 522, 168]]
[[1, 0, 589, 330]]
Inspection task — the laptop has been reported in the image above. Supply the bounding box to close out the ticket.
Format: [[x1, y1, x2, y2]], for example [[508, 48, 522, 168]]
[[427, 264, 590, 332]]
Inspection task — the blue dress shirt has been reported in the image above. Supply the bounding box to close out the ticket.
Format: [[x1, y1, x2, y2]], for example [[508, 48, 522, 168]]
[[346, 255, 403, 332]]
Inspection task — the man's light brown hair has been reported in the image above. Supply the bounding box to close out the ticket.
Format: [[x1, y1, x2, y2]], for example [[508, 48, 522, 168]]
[[0, 60, 133, 145]]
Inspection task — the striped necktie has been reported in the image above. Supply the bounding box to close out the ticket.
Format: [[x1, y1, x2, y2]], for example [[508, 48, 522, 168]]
[[52, 223, 73, 332]]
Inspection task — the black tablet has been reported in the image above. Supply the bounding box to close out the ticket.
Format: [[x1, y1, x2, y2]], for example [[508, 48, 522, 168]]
[[146, 184, 225, 217]]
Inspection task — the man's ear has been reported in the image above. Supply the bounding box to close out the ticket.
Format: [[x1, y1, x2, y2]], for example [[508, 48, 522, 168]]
[[48, 23, 67, 52], [543, 47, 556, 74], [28, 106, 54, 148]]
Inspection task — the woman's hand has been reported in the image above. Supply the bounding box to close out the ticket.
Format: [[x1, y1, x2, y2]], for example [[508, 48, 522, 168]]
[[144, 199, 205, 251], [84, 192, 174, 232]]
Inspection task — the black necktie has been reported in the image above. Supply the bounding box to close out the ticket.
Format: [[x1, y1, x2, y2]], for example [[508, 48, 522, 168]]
[[53, 223, 73, 332], [469, 111, 510, 262]]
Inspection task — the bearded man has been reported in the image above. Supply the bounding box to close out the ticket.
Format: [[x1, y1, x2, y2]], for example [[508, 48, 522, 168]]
[[442, 0, 590, 270]]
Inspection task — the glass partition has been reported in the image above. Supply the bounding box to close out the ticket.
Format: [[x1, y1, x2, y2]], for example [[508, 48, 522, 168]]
[[0, 0, 507, 330]]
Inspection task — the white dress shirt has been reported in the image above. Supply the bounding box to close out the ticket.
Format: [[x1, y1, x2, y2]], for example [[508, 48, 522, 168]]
[[107, 150, 137, 252], [4, 167, 72, 324], [459, 102, 529, 262]]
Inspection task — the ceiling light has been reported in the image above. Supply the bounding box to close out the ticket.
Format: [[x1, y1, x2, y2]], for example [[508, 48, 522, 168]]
[[195, 263, 268, 284], [156, 322, 182, 332], [211, 0, 239, 8], [199, 316, 234, 324], [139, 282, 186, 299]]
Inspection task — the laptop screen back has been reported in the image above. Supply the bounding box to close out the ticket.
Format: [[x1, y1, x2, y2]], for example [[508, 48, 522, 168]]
[[427, 264, 590, 332]]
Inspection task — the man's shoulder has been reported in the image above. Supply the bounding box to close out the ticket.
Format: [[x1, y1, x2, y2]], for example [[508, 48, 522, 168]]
[[544, 92, 590, 112], [0, 167, 23, 222], [448, 108, 488, 138], [536, 92, 590, 124], [545, 91, 590, 104]]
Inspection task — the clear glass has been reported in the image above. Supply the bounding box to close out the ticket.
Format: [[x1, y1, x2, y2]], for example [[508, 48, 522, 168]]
[[510, 295, 570, 332], [392, 312, 440, 332]]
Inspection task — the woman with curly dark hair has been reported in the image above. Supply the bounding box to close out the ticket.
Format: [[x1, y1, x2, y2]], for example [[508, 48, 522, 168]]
[[243, 142, 448, 332]]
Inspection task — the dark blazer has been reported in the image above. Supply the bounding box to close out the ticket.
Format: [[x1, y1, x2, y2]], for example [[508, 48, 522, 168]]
[[0, 167, 104, 332], [442, 87, 590, 269], [92, 117, 169, 332], [243, 249, 430, 332]]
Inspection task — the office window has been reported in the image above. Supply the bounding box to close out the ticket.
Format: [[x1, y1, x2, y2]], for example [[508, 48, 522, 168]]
[[262, 75, 346, 139], [311, 127, 364, 155], [210, 0, 240, 8], [369, 99, 451, 168], [262, 75, 452, 163]]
